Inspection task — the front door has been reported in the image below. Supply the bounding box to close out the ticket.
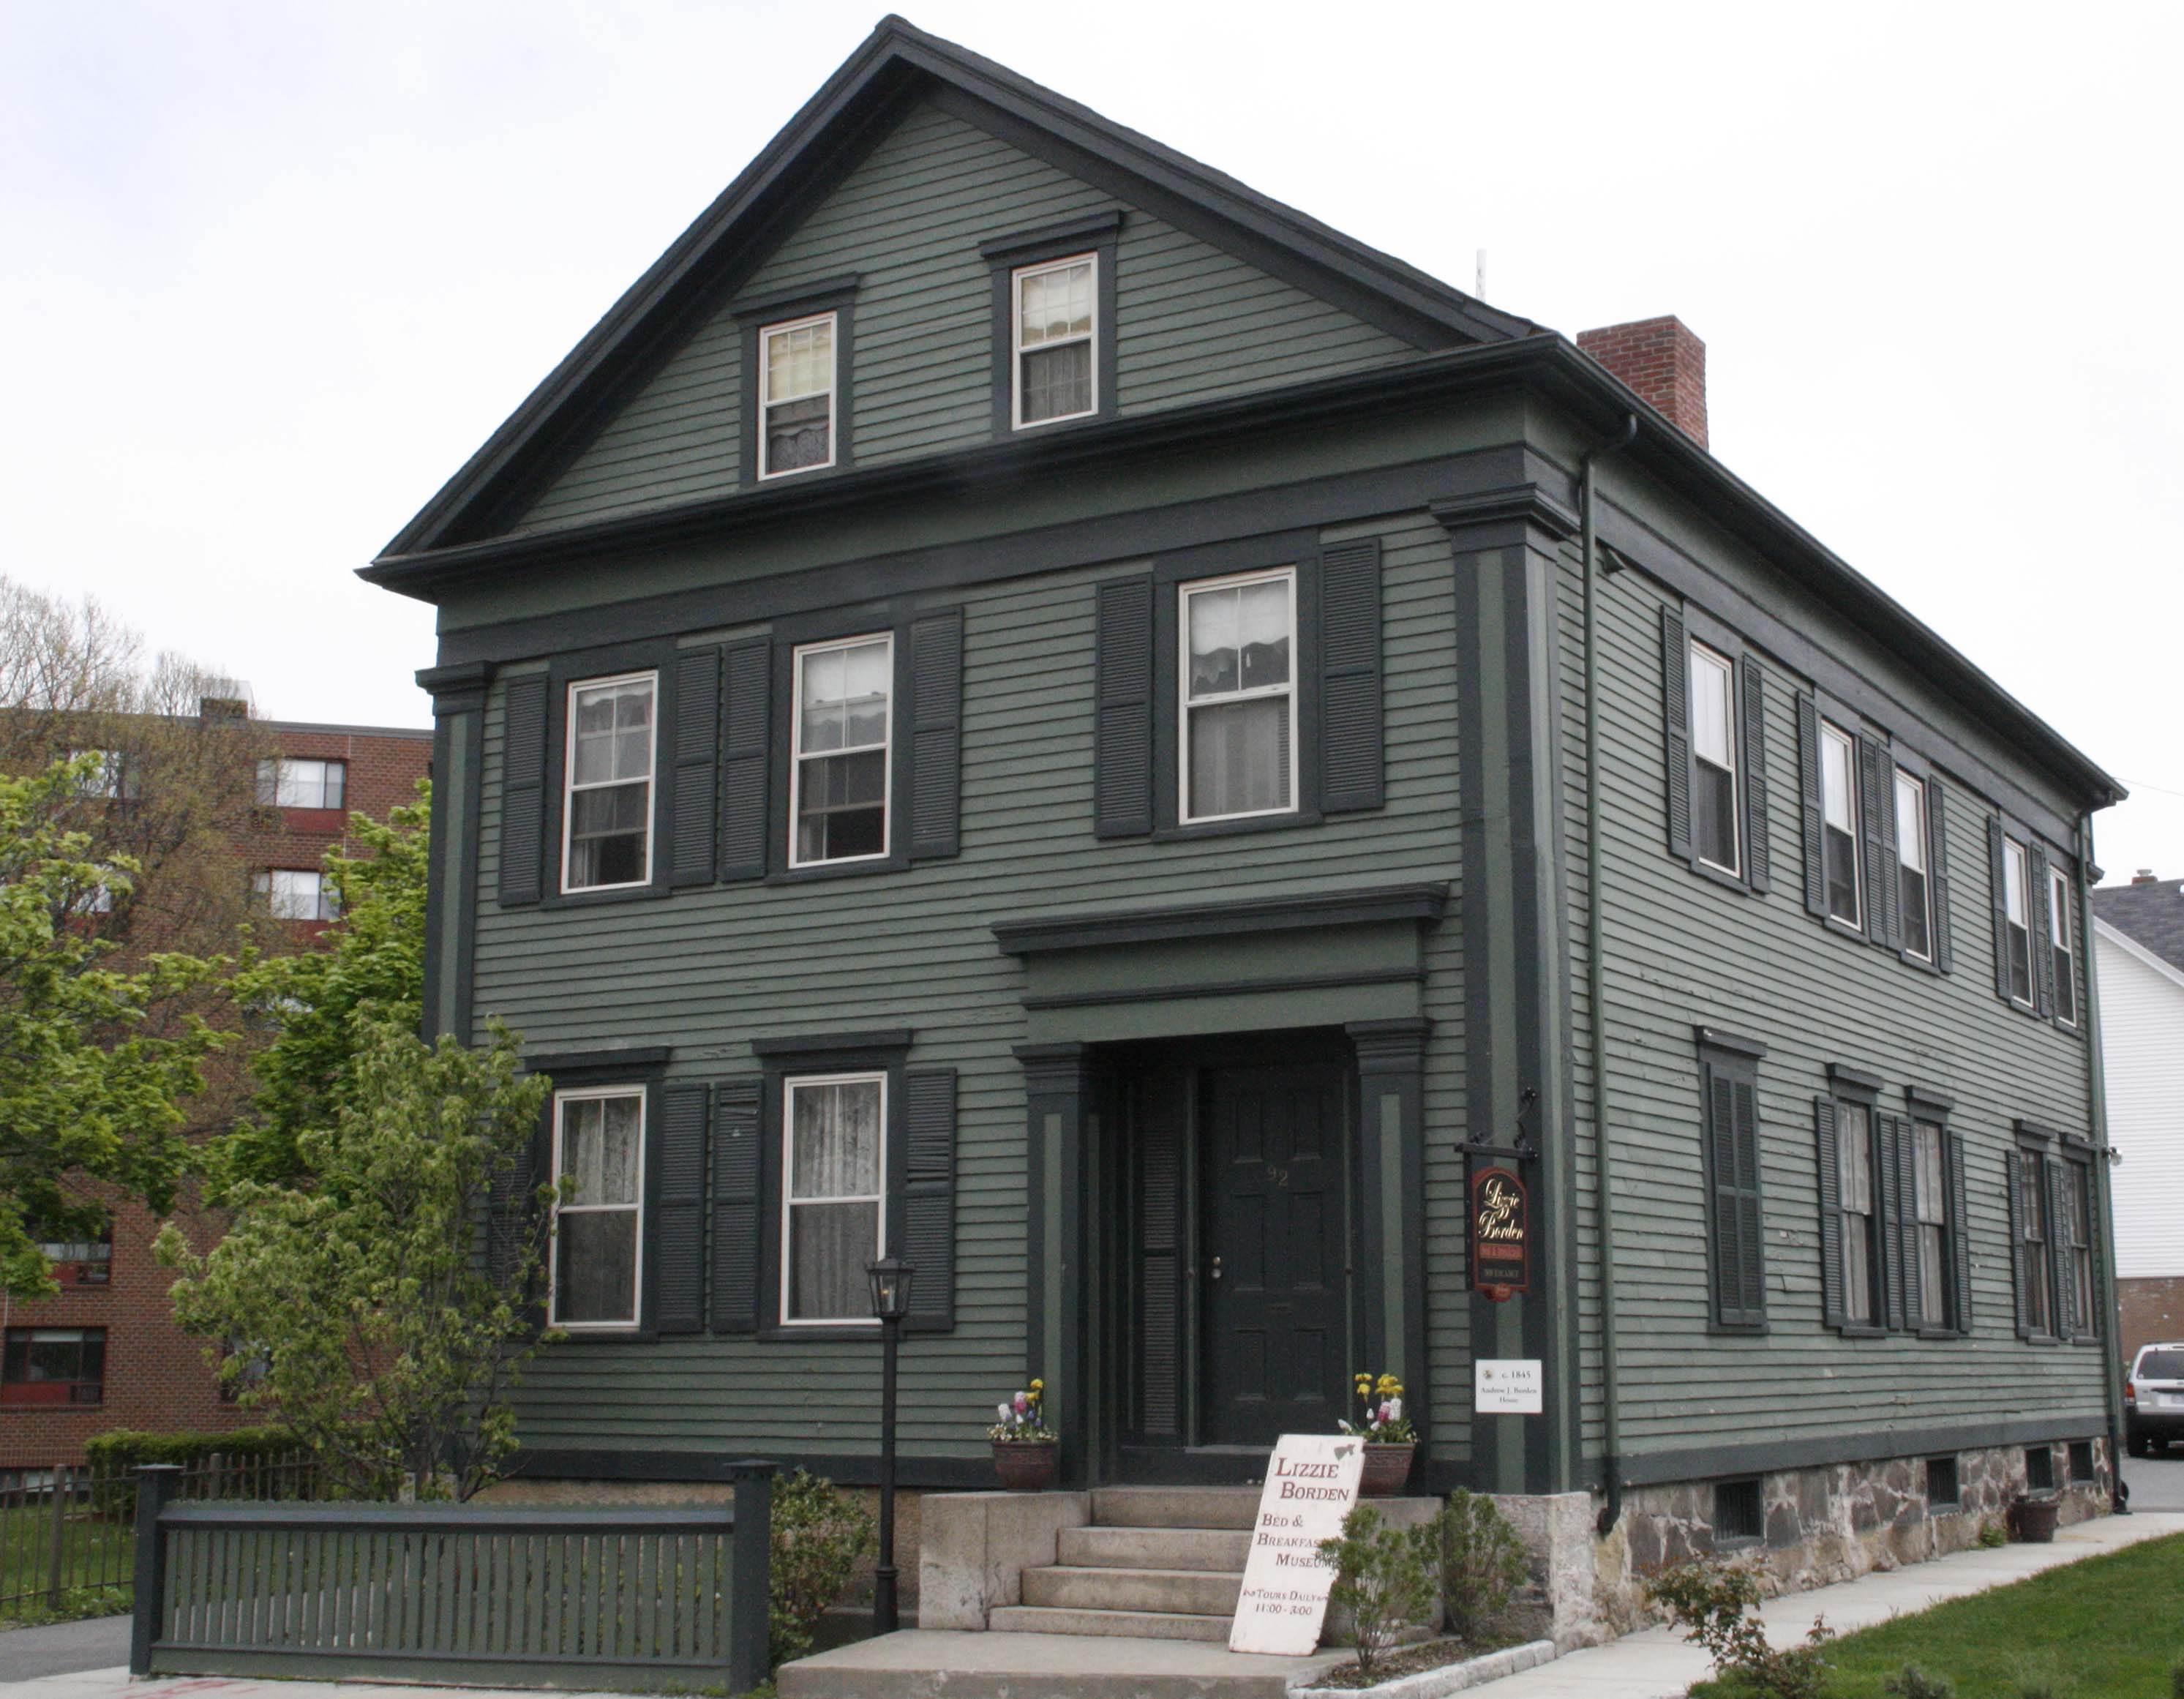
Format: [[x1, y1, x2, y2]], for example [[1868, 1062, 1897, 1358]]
[[1201, 1064, 1347, 1447]]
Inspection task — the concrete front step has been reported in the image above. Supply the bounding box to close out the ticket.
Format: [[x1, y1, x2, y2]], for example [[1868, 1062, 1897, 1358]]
[[1022, 1564, 1245, 1616], [1058, 1523, 1254, 1572], [1091, 1485, 1261, 1529], [988, 1603, 1234, 1642], [779, 1629, 1354, 1699]]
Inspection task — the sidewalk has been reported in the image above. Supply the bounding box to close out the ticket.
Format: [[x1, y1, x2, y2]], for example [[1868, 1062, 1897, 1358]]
[[1476, 1509, 2184, 1698]]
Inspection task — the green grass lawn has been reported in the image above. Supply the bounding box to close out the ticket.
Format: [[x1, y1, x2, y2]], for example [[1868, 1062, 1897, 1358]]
[[0, 1501, 133, 1624], [1692, 1531, 2184, 1698]]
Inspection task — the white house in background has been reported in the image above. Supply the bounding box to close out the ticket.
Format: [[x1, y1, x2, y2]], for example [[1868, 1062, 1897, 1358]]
[[2092, 872, 2184, 1357]]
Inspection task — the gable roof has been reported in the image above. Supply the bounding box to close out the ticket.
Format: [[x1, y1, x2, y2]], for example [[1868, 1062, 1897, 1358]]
[[380, 14, 1536, 559], [2094, 878, 2184, 976]]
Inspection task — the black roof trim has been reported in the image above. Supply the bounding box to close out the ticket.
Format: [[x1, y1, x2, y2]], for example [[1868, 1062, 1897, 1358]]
[[994, 881, 1449, 956], [380, 15, 1531, 559]]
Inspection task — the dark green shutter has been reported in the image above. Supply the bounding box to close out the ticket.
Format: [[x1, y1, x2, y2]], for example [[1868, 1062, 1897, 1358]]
[[1946, 1131, 1972, 1334], [1877, 1114, 1907, 1331], [1895, 1117, 1923, 1329], [709, 1079, 763, 1332], [900, 1069, 957, 1332], [1989, 817, 2014, 1002], [908, 611, 964, 861], [498, 675, 549, 905], [2006, 1149, 2033, 1339], [490, 1109, 549, 1330], [2045, 1158, 2077, 1339], [1662, 606, 1692, 861], [1854, 735, 1886, 945], [1927, 778, 1954, 973], [718, 640, 770, 882], [655, 1083, 709, 1333], [671, 649, 721, 887], [1740, 659, 1771, 893], [2028, 846, 2056, 1017], [1095, 576, 1155, 838], [1705, 1061, 1765, 1327], [1815, 1098, 1845, 1328], [1796, 694, 1826, 917], [1869, 741, 1900, 950], [1318, 538, 1384, 814], [1732, 1074, 1765, 1323]]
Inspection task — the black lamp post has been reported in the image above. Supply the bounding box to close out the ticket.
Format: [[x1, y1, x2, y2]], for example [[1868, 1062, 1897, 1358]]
[[867, 1255, 914, 1635]]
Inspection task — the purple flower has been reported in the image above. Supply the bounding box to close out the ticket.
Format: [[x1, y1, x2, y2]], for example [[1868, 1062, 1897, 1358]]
[[1013, 1392, 1031, 1415]]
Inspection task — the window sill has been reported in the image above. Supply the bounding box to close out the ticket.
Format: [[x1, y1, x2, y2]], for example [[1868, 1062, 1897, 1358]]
[[766, 854, 909, 886], [1915, 1327, 1967, 1343], [1708, 1321, 1770, 1338], [1686, 858, 1757, 898], [1822, 915, 1867, 943], [759, 1324, 884, 1343], [1834, 1324, 1889, 1340], [542, 882, 674, 912], [1899, 949, 1943, 977], [1152, 808, 1323, 845], [551, 1327, 655, 1344]]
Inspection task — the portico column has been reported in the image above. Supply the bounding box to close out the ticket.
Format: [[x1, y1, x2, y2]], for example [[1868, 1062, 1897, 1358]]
[[416, 661, 490, 1045], [1348, 1018, 1432, 1429], [1016, 1042, 1093, 1487]]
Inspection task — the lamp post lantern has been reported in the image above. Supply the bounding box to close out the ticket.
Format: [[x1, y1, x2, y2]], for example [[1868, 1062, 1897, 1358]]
[[867, 1256, 914, 1635]]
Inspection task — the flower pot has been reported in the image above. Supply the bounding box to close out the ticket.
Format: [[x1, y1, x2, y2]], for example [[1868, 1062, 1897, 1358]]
[[992, 1440, 1059, 1491], [2014, 1495, 2060, 1544], [1359, 1441, 1416, 1497]]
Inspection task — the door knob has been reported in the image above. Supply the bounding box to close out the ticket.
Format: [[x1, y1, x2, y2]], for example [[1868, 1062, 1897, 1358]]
[[1210, 1255, 1223, 1282]]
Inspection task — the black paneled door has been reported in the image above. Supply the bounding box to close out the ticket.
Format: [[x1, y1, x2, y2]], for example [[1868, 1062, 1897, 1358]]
[[1201, 1064, 1347, 1447]]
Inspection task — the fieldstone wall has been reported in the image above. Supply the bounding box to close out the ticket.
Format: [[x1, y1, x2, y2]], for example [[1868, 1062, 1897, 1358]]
[[1588, 1439, 2112, 1633]]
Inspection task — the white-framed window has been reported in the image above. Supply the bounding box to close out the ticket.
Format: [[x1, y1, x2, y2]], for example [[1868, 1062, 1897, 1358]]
[[1912, 1120, 1949, 1328], [1896, 770, 1932, 961], [2049, 864, 2076, 1025], [1180, 568, 1296, 824], [759, 312, 836, 478], [69, 749, 132, 800], [781, 1073, 886, 1325], [255, 757, 347, 810], [1687, 640, 1740, 875], [790, 634, 892, 867], [562, 672, 656, 893], [2002, 834, 2034, 1005], [1012, 254, 1097, 428], [550, 1087, 645, 1329], [1837, 1101, 1878, 1326], [253, 869, 337, 921], [1818, 721, 1860, 926]]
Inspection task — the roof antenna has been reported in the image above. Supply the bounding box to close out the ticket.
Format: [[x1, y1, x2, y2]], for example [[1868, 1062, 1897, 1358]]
[[1475, 248, 1487, 301]]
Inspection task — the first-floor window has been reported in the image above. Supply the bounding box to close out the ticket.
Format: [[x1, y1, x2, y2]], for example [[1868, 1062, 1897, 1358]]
[[1912, 1121, 1949, 1328], [1181, 568, 1296, 823], [792, 634, 892, 865], [2017, 1152, 2052, 1335], [564, 672, 656, 891], [781, 1073, 885, 1324], [1819, 721, 1861, 925], [1, 1327, 105, 1406], [254, 869, 338, 921], [552, 1088, 644, 1327], [2058, 1160, 2095, 1333], [1896, 770, 1932, 960], [2049, 866, 2077, 1025], [2002, 834, 2034, 1005], [1689, 640, 1740, 874], [1838, 1102, 1879, 1325]]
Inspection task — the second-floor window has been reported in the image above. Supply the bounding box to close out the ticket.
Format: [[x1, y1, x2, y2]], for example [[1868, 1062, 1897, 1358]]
[[551, 1087, 644, 1328], [1896, 770, 1932, 961], [563, 673, 656, 893], [2049, 865, 2076, 1026], [254, 869, 338, 921], [1182, 569, 1296, 824], [2000, 834, 2034, 1006], [792, 635, 892, 866], [1688, 640, 1740, 875], [1013, 254, 1097, 427], [759, 313, 836, 478], [1818, 720, 1860, 926], [256, 758, 346, 810], [35, 1217, 112, 1286]]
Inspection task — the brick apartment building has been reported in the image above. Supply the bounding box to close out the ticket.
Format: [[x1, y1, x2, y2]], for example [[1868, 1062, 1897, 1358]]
[[0, 715, 432, 1469]]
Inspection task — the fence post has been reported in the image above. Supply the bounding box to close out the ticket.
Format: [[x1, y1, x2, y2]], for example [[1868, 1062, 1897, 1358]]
[[129, 1465, 181, 1675], [46, 1464, 70, 1610], [727, 1461, 776, 1695]]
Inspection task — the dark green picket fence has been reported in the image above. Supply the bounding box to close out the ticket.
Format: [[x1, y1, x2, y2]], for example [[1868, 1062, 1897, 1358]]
[[130, 1463, 776, 1693]]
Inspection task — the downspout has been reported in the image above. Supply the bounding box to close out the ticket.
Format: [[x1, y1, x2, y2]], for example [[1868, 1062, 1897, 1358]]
[[2075, 810, 2128, 1511], [1581, 411, 1638, 1534]]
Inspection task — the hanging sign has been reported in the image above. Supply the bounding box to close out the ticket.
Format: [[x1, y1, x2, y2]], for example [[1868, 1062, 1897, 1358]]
[[1228, 1433, 1365, 1656], [1469, 1164, 1531, 1296]]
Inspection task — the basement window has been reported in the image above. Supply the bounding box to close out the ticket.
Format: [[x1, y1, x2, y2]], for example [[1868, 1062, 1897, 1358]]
[[2024, 1446, 2055, 1493], [1924, 1455, 1959, 1507], [1714, 1477, 1764, 1545], [2068, 1441, 2096, 1484]]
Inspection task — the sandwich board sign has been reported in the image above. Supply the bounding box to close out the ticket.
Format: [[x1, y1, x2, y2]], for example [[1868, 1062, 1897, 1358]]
[[1228, 1433, 1365, 1655]]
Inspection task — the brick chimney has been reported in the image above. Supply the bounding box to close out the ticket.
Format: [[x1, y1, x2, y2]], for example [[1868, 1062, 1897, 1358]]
[[1577, 315, 1708, 451], [2133, 869, 2161, 885]]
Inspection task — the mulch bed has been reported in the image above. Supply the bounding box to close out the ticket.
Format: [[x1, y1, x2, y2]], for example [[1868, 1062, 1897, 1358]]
[[1311, 1634, 1521, 1690]]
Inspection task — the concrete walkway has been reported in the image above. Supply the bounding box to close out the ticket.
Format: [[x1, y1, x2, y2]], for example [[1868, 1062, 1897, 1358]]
[[1476, 1509, 2184, 1698]]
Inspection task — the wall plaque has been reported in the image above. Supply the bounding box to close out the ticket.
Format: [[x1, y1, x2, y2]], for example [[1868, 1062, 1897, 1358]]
[[1228, 1433, 1364, 1656], [1469, 1164, 1530, 1295]]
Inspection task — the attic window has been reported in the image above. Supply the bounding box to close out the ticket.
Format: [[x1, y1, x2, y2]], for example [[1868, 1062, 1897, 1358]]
[[760, 313, 836, 478], [1013, 255, 1097, 427]]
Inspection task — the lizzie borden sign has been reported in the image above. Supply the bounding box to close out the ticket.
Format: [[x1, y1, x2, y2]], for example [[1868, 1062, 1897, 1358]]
[[1228, 1433, 1365, 1654], [1468, 1163, 1531, 1297]]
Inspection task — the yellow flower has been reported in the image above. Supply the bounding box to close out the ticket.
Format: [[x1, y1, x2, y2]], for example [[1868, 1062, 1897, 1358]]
[[1030, 1379, 1045, 1392]]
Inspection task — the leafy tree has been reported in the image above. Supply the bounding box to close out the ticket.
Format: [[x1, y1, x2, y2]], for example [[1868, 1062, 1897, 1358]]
[[214, 787, 429, 1190], [0, 756, 225, 1298], [159, 1018, 555, 1500], [1318, 1504, 1439, 1682]]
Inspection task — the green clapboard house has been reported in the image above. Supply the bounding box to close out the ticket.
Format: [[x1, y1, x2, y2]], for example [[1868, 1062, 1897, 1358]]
[[371, 16, 2125, 1619]]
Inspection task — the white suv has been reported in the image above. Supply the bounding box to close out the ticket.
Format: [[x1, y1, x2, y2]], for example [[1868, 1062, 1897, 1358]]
[[2125, 1342, 2184, 1457]]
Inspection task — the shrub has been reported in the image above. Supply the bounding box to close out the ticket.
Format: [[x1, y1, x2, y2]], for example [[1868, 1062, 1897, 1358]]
[[2171, 1657, 2183, 1699], [1883, 1666, 1956, 1698], [82, 1426, 299, 1472], [768, 1471, 877, 1668], [1645, 1558, 1833, 1699], [1977, 1521, 2009, 1549], [1437, 1488, 1528, 1639], [1318, 1505, 1438, 1683]]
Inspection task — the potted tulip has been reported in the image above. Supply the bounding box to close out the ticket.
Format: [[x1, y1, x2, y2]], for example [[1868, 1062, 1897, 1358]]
[[1340, 1372, 1417, 1496], [989, 1379, 1059, 1490]]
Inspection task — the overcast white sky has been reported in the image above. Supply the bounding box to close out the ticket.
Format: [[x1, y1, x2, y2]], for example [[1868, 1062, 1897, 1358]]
[[4, 2, 2179, 882]]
